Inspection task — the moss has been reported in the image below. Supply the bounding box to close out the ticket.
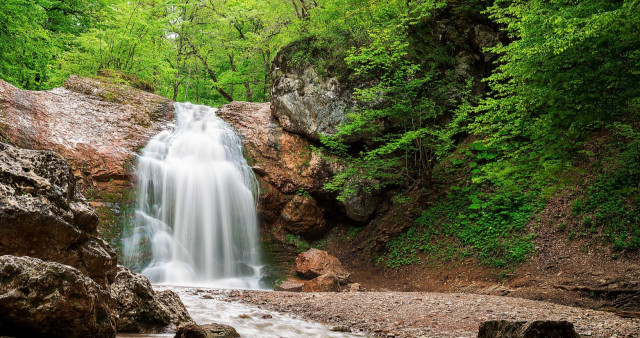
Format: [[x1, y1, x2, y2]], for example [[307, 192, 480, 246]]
[[97, 69, 156, 93]]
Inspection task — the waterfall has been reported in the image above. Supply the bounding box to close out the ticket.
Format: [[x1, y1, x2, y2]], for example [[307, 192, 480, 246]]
[[123, 102, 263, 289]]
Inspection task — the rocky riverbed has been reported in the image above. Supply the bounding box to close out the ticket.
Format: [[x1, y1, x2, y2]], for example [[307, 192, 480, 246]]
[[192, 289, 640, 338]]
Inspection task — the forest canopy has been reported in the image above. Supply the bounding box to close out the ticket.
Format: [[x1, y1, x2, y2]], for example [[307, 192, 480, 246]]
[[1, 0, 638, 267]]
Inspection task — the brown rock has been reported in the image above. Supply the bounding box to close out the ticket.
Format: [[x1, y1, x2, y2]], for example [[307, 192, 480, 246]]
[[275, 277, 306, 292], [302, 273, 340, 292], [0, 255, 117, 338], [174, 323, 240, 338], [218, 102, 333, 240], [478, 320, 580, 338], [296, 248, 350, 283], [0, 142, 117, 286], [279, 195, 327, 238], [0, 76, 173, 189], [110, 266, 194, 333]]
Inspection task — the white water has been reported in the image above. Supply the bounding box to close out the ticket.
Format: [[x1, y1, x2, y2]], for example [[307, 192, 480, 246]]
[[123, 102, 263, 288], [118, 287, 363, 338]]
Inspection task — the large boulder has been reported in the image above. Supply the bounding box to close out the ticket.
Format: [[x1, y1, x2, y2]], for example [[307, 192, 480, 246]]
[[271, 65, 352, 142], [337, 180, 380, 223], [477, 320, 580, 338], [110, 266, 194, 333], [295, 249, 350, 283], [0, 255, 117, 338], [0, 142, 117, 286]]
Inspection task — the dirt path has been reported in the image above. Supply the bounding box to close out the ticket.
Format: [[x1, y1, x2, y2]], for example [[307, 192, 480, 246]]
[[203, 290, 640, 337]]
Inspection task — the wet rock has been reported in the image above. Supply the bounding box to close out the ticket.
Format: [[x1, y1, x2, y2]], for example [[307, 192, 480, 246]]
[[477, 320, 580, 338], [174, 323, 240, 338], [296, 249, 350, 284], [0, 76, 173, 189], [0, 255, 116, 338], [331, 326, 352, 333], [110, 266, 194, 333], [302, 273, 340, 292], [0, 142, 117, 286], [275, 277, 306, 292]]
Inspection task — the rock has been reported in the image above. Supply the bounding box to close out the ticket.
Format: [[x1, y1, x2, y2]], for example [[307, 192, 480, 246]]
[[348, 283, 363, 292], [275, 277, 306, 292], [331, 326, 352, 333], [302, 273, 340, 292], [295, 248, 350, 283], [174, 323, 240, 338], [477, 320, 580, 338], [271, 64, 352, 141], [0, 255, 117, 338], [218, 102, 333, 240], [279, 195, 327, 238], [0, 76, 173, 189], [110, 266, 194, 333], [0, 142, 117, 286], [338, 179, 380, 222]]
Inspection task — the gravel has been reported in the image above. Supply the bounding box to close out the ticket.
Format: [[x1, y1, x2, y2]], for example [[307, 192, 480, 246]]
[[211, 290, 640, 337]]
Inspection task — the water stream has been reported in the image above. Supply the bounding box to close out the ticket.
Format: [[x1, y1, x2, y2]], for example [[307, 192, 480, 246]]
[[123, 102, 263, 288], [118, 286, 362, 338]]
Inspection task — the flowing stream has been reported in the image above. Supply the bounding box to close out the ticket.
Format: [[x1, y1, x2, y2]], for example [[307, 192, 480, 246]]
[[119, 103, 362, 337], [123, 102, 263, 288]]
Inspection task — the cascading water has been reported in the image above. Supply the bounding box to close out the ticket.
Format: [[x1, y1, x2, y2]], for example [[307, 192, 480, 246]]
[[123, 102, 263, 289]]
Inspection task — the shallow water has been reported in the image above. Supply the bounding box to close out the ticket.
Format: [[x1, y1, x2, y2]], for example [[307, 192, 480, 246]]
[[118, 286, 362, 338]]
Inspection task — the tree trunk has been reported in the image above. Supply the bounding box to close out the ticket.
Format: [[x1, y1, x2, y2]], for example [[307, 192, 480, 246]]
[[191, 46, 234, 102]]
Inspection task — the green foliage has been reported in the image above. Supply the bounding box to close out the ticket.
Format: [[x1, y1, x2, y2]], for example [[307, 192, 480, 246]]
[[570, 124, 640, 251], [0, 0, 102, 89], [320, 0, 467, 200], [475, 0, 640, 162], [285, 234, 311, 253]]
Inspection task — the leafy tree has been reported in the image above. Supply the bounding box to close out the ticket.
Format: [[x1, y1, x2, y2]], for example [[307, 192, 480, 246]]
[[0, 0, 102, 89], [475, 0, 640, 163]]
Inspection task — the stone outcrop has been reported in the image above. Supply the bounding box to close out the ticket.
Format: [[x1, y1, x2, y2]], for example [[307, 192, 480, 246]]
[[0, 142, 193, 336], [0, 255, 117, 338], [0, 76, 173, 188], [218, 102, 334, 241], [174, 323, 240, 338], [296, 249, 350, 283], [477, 320, 580, 338], [0, 142, 117, 286], [271, 64, 352, 142], [110, 266, 194, 333]]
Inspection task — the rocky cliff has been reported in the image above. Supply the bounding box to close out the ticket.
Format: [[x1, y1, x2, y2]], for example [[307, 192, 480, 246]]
[[0, 142, 193, 337], [0, 142, 117, 286], [0, 75, 174, 254], [0, 76, 173, 188]]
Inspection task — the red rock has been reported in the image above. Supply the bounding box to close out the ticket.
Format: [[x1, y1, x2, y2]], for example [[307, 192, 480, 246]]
[[275, 277, 306, 292], [295, 249, 350, 283], [218, 102, 334, 241], [0, 76, 173, 189], [302, 273, 340, 292]]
